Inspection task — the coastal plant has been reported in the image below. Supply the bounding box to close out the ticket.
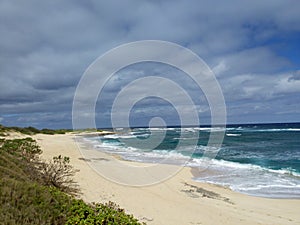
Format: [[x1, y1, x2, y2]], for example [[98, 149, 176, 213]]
[[0, 138, 42, 182], [0, 138, 78, 194], [0, 134, 144, 224], [0, 124, 71, 135], [0, 175, 144, 225], [66, 200, 144, 225], [0, 178, 71, 224], [38, 155, 80, 195], [0, 137, 42, 160], [0, 124, 8, 136]]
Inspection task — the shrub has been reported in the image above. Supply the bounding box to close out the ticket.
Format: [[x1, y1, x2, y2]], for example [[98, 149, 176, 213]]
[[0, 138, 78, 195], [0, 124, 71, 135], [38, 155, 80, 195], [0, 137, 42, 161], [0, 179, 71, 224], [0, 137, 145, 224], [66, 200, 144, 225]]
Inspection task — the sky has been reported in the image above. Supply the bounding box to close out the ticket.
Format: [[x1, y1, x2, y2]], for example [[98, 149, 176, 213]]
[[0, 0, 299, 129]]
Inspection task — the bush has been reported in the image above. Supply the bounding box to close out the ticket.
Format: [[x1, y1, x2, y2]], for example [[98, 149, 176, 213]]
[[0, 138, 78, 195], [0, 124, 71, 135], [38, 155, 80, 195], [0, 137, 42, 161], [66, 200, 143, 225], [0, 137, 145, 224], [0, 179, 71, 224]]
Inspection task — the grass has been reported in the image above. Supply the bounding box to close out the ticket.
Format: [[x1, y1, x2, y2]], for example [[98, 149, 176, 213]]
[[0, 132, 144, 225], [0, 179, 71, 224]]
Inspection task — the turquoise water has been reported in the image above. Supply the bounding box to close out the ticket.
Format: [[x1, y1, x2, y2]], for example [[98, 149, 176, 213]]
[[86, 123, 300, 198]]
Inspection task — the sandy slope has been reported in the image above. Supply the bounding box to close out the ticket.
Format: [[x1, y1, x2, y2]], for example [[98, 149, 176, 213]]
[[35, 133, 300, 225]]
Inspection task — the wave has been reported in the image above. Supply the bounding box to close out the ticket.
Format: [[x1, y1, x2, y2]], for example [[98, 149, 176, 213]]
[[247, 128, 300, 132], [102, 127, 300, 137], [226, 133, 242, 137], [191, 158, 300, 198], [82, 131, 300, 198], [174, 137, 199, 140], [226, 128, 300, 132], [142, 127, 300, 132], [86, 136, 300, 176], [103, 133, 150, 139], [190, 158, 300, 177]]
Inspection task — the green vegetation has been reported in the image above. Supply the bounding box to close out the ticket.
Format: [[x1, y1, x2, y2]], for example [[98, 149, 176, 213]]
[[0, 124, 72, 135], [71, 128, 109, 134], [0, 124, 108, 136], [66, 200, 141, 225], [0, 137, 144, 224], [0, 124, 7, 136]]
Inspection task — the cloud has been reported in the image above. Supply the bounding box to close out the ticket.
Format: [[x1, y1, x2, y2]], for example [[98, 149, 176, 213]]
[[274, 72, 300, 93], [0, 0, 300, 127], [213, 47, 290, 76], [221, 71, 300, 100]]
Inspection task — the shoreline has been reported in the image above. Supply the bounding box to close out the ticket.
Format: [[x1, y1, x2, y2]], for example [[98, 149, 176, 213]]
[[79, 132, 300, 199], [34, 133, 300, 225]]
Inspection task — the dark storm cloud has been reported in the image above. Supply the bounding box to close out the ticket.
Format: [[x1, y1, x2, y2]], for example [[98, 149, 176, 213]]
[[0, 0, 299, 128]]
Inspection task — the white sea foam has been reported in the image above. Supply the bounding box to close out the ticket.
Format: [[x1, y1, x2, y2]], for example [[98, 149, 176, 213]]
[[174, 137, 199, 140], [81, 127, 300, 198], [226, 127, 300, 132], [191, 158, 300, 198], [226, 133, 242, 136], [193, 127, 226, 132], [250, 128, 300, 132], [103, 133, 150, 139]]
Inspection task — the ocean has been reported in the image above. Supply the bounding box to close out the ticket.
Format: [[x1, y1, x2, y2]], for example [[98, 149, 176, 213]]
[[84, 123, 300, 198]]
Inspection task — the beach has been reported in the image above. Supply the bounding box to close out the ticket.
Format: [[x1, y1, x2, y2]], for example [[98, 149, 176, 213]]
[[35, 133, 300, 225]]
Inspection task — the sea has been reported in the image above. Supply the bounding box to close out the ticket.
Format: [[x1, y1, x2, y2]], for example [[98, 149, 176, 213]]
[[83, 123, 300, 198]]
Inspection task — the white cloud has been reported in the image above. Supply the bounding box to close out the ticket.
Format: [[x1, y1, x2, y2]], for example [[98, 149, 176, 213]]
[[274, 73, 300, 93], [1, 0, 300, 127], [212, 61, 229, 76], [213, 47, 290, 76]]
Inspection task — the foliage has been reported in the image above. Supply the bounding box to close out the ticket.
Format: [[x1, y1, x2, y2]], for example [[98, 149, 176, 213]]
[[0, 179, 71, 224], [0, 138, 79, 195], [0, 124, 8, 136], [0, 124, 72, 135], [0, 137, 144, 225], [66, 200, 143, 225], [0, 138, 42, 182], [38, 155, 79, 195], [0, 137, 42, 160]]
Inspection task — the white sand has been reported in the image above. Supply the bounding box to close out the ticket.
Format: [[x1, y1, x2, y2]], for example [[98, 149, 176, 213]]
[[35, 133, 300, 225]]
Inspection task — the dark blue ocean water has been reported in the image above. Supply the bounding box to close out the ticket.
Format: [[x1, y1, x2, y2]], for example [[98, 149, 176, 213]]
[[86, 123, 300, 198]]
